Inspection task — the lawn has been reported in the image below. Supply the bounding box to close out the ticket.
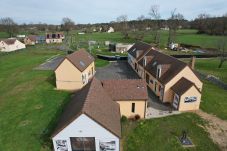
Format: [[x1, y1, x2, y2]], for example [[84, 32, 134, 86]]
[[95, 58, 109, 68], [195, 58, 227, 83], [201, 81, 227, 120], [0, 45, 71, 151], [122, 113, 220, 151]]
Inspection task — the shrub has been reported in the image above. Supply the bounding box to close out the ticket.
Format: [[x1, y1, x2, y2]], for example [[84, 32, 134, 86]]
[[121, 115, 128, 123], [135, 114, 141, 121]]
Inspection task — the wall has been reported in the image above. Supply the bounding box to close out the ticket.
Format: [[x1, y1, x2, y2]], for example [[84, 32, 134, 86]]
[[178, 86, 201, 111], [0, 40, 25, 52], [53, 114, 120, 151], [163, 66, 203, 103], [24, 38, 35, 45], [46, 38, 63, 44], [116, 100, 146, 118]]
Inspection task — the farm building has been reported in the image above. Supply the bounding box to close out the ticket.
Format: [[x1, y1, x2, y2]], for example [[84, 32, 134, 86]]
[[55, 49, 95, 91], [24, 35, 37, 45], [46, 32, 64, 44], [0, 38, 26, 52], [128, 42, 203, 111]]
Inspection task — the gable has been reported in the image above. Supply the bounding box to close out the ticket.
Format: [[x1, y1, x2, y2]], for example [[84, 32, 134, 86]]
[[53, 114, 119, 139]]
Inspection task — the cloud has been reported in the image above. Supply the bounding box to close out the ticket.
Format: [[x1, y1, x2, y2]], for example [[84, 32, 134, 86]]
[[0, 0, 226, 24]]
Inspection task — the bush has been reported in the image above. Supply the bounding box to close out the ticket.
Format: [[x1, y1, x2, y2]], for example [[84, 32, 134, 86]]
[[121, 115, 128, 123], [135, 114, 141, 121]]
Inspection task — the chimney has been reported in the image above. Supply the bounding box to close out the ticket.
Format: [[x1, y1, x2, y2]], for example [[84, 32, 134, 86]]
[[189, 56, 196, 69]]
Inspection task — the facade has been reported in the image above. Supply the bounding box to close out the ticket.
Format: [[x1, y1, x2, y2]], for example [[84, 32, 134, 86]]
[[46, 32, 64, 44], [102, 79, 148, 119], [128, 42, 203, 111], [24, 35, 37, 45], [52, 78, 121, 151], [36, 36, 46, 44], [0, 38, 26, 52], [115, 43, 133, 53], [107, 27, 114, 33], [55, 49, 95, 91]]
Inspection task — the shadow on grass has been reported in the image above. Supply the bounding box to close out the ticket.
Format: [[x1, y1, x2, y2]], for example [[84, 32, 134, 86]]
[[39, 92, 72, 150], [46, 73, 56, 87]]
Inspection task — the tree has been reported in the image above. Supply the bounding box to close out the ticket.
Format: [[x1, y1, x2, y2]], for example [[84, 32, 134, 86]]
[[217, 37, 227, 68], [149, 5, 161, 47], [61, 17, 75, 35], [116, 15, 129, 39], [167, 9, 184, 45], [0, 17, 18, 37]]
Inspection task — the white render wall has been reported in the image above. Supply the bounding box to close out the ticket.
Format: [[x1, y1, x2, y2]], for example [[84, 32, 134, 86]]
[[53, 114, 120, 151], [0, 40, 26, 52]]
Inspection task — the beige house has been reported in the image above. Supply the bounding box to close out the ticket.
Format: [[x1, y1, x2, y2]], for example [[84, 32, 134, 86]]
[[46, 32, 64, 44], [102, 79, 148, 119], [0, 38, 26, 52], [55, 49, 95, 91], [24, 35, 37, 45], [128, 42, 203, 111]]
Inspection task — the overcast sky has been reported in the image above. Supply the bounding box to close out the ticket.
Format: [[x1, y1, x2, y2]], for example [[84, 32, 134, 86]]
[[0, 0, 226, 24]]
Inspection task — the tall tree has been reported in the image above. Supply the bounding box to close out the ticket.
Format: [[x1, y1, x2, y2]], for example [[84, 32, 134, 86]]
[[149, 5, 161, 47], [61, 17, 75, 35], [116, 15, 129, 39], [217, 37, 227, 68], [0, 17, 18, 37]]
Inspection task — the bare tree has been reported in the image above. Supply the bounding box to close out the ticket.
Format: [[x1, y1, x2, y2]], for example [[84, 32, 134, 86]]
[[149, 5, 161, 47], [0, 17, 18, 37], [167, 9, 184, 45], [116, 15, 129, 39], [137, 15, 146, 21], [217, 37, 227, 68], [61, 17, 75, 35]]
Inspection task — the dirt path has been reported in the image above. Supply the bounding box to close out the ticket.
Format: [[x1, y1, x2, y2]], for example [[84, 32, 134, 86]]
[[195, 110, 227, 151]]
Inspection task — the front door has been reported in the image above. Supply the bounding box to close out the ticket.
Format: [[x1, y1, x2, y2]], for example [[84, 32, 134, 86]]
[[173, 94, 179, 110]]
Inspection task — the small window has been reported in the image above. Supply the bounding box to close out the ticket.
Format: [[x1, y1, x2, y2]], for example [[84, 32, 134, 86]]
[[145, 73, 149, 84], [131, 103, 135, 113], [184, 96, 197, 103], [70, 137, 96, 151], [150, 79, 153, 84], [159, 85, 162, 92]]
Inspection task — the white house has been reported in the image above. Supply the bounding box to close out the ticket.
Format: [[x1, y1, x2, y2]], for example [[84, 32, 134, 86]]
[[0, 38, 26, 52], [52, 78, 121, 151], [107, 27, 114, 33], [115, 43, 133, 53]]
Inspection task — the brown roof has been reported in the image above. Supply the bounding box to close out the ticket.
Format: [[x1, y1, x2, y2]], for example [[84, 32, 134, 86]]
[[60, 49, 95, 72], [52, 78, 121, 138], [102, 79, 148, 101], [138, 49, 188, 84], [127, 41, 152, 61], [27, 35, 37, 42], [171, 77, 201, 96], [2, 39, 16, 45]]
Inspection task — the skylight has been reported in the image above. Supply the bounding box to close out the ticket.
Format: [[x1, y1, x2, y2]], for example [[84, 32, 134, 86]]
[[80, 61, 85, 67]]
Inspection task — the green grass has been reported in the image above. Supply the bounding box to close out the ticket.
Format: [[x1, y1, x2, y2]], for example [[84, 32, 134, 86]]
[[0, 45, 71, 151], [0, 32, 10, 39], [95, 59, 109, 67], [122, 113, 220, 151], [201, 81, 227, 120], [195, 59, 227, 83]]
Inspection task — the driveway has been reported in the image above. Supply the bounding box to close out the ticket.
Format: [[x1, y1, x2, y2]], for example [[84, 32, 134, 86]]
[[35, 55, 65, 70], [96, 61, 181, 118]]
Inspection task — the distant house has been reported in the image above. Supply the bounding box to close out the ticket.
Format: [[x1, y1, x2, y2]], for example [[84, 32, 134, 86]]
[[115, 43, 133, 53], [169, 43, 179, 50], [0, 38, 26, 52], [102, 79, 148, 118], [107, 27, 114, 33], [52, 78, 121, 151], [128, 42, 203, 111], [55, 49, 95, 91], [36, 36, 46, 44], [24, 35, 37, 45], [46, 32, 64, 44]]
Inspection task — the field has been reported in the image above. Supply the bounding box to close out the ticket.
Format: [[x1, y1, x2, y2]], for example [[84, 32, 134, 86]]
[[0, 45, 71, 151], [122, 113, 220, 151]]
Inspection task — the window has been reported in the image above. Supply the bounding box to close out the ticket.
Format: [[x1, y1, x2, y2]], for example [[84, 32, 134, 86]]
[[145, 73, 149, 84], [157, 67, 161, 78], [70, 137, 96, 151], [159, 85, 162, 92], [131, 103, 135, 113], [154, 82, 157, 92], [184, 96, 197, 103], [150, 79, 153, 84]]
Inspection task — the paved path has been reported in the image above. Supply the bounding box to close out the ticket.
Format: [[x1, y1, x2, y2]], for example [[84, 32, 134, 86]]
[[194, 110, 227, 151], [34, 55, 64, 70]]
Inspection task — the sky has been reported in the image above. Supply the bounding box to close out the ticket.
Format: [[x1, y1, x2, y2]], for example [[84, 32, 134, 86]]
[[0, 0, 226, 24]]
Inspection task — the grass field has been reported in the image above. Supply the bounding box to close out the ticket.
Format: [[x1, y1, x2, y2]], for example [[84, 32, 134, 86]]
[[122, 113, 220, 151], [0, 45, 71, 151]]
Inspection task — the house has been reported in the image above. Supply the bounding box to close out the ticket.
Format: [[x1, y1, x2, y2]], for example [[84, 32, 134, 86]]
[[36, 36, 46, 44], [46, 32, 64, 44], [102, 79, 148, 118], [107, 27, 114, 33], [24, 35, 37, 45], [52, 78, 121, 151], [0, 38, 26, 52], [115, 43, 133, 53], [55, 49, 95, 91], [128, 42, 203, 111], [169, 42, 179, 50]]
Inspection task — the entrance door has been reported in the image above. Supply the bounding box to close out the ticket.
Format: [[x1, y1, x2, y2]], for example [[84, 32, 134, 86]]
[[173, 94, 179, 109]]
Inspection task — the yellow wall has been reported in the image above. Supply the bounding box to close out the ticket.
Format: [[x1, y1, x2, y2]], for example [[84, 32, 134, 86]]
[[116, 100, 147, 118], [55, 59, 95, 91], [178, 86, 201, 111], [163, 66, 203, 103]]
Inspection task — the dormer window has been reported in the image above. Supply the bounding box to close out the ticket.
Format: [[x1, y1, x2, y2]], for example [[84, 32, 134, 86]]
[[152, 61, 157, 67], [157, 65, 162, 78], [143, 57, 147, 66]]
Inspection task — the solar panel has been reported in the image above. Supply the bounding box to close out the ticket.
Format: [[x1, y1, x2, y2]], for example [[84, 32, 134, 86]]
[[80, 61, 85, 67]]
